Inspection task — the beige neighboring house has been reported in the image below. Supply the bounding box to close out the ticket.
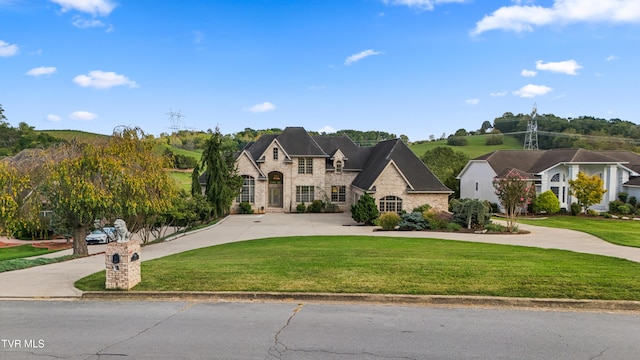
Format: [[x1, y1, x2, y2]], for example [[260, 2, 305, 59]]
[[457, 148, 640, 212], [225, 127, 451, 214]]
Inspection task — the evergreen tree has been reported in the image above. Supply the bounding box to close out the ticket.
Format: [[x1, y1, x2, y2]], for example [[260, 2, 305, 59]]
[[201, 127, 242, 219], [350, 192, 379, 225], [191, 163, 201, 197]]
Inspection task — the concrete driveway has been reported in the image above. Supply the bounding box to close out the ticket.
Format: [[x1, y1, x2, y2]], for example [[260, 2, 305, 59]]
[[1, 212, 640, 299]]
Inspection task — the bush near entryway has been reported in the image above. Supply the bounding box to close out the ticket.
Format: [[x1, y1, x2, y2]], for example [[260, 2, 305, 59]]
[[533, 190, 560, 214]]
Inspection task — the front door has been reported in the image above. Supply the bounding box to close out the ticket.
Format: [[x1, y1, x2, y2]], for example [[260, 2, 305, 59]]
[[268, 172, 283, 208]]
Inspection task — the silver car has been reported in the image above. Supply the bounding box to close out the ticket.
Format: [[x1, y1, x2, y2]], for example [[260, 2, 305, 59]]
[[85, 227, 116, 245]]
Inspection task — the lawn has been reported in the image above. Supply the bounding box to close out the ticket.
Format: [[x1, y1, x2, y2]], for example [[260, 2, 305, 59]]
[[0, 244, 62, 261], [169, 171, 193, 192], [518, 215, 640, 248], [409, 134, 522, 159], [75, 235, 640, 300]]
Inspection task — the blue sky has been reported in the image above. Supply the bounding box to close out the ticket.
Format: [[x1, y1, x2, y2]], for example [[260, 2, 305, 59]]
[[1, 0, 639, 141]]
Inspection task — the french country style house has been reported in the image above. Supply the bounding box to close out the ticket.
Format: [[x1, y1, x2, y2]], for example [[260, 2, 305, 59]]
[[457, 148, 640, 212], [227, 127, 452, 214]]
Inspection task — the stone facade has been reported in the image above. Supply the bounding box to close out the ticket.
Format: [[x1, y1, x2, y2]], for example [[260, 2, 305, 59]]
[[105, 241, 141, 290], [230, 127, 452, 215]]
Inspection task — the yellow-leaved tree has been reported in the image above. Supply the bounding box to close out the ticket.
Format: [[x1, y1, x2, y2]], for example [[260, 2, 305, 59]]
[[568, 172, 607, 214], [43, 127, 179, 255]]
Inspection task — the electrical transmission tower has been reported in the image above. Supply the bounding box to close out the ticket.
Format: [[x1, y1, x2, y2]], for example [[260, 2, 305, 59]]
[[524, 103, 539, 150], [167, 109, 185, 133]]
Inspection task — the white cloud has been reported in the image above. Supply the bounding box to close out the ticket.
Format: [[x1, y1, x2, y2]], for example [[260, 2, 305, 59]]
[[318, 126, 336, 134], [536, 59, 582, 75], [69, 111, 97, 120], [0, 40, 19, 57], [490, 91, 508, 97], [72, 17, 105, 29], [381, 0, 465, 11], [606, 54, 619, 61], [472, 0, 640, 35], [521, 69, 537, 77], [26, 66, 57, 77], [73, 70, 139, 89], [345, 49, 382, 66], [513, 84, 553, 98], [50, 0, 116, 16], [466, 98, 479, 105], [244, 102, 276, 113], [46, 114, 62, 122]]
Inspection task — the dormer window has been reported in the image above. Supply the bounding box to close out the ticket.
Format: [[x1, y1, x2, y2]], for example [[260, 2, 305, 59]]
[[335, 160, 343, 173], [273, 148, 279, 160]]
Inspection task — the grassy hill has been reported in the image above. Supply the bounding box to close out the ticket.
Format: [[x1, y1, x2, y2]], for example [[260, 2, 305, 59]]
[[409, 135, 523, 159], [39, 129, 109, 142]]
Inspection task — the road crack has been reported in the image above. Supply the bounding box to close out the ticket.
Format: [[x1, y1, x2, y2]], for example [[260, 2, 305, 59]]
[[87, 302, 197, 360], [266, 303, 304, 359]]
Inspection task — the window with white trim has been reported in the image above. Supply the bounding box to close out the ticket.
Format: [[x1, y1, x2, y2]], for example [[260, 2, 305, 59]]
[[379, 196, 403, 214], [298, 158, 313, 174], [331, 185, 346, 202], [236, 175, 255, 203], [335, 160, 343, 173], [296, 186, 314, 203]]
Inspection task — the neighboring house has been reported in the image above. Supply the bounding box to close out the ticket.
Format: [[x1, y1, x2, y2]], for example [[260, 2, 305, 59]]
[[457, 148, 640, 212], [215, 127, 451, 214]]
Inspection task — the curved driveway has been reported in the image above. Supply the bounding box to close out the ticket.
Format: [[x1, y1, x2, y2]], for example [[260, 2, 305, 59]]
[[1, 212, 639, 298]]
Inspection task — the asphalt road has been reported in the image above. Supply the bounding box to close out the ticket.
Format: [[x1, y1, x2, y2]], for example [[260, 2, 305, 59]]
[[1, 300, 639, 360]]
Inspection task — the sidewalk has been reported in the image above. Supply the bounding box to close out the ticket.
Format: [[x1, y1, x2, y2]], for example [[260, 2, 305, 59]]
[[1, 212, 639, 299]]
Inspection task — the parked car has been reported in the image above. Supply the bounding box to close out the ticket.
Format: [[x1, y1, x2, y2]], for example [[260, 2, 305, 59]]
[[86, 227, 116, 245]]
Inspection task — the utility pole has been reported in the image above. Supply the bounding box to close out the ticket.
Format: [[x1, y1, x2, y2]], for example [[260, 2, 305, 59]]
[[524, 103, 539, 150]]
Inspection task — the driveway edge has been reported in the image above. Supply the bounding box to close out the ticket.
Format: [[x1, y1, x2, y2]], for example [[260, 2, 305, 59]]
[[81, 291, 640, 311]]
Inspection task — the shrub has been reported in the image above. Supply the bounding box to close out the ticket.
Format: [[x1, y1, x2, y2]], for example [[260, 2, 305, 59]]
[[445, 222, 462, 232], [587, 209, 599, 216], [489, 202, 500, 214], [618, 192, 629, 203], [485, 222, 507, 233], [238, 202, 254, 214], [447, 136, 468, 146], [629, 196, 637, 208], [325, 203, 339, 213], [296, 203, 307, 213], [618, 203, 632, 215], [413, 204, 432, 213], [423, 210, 452, 230], [570, 202, 581, 216], [485, 134, 503, 145], [609, 200, 624, 214], [450, 198, 491, 229], [533, 190, 560, 214], [398, 212, 429, 231], [309, 199, 324, 213], [377, 212, 401, 231], [351, 192, 379, 225]]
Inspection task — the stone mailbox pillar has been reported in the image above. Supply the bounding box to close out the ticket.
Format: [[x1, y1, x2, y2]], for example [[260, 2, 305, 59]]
[[105, 241, 141, 290], [104, 219, 140, 290]]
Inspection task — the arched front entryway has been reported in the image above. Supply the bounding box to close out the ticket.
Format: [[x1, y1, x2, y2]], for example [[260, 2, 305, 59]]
[[268, 171, 283, 208]]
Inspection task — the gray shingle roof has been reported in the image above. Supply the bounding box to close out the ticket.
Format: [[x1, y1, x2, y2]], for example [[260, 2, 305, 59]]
[[352, 139, 451, 192], [313, 135, 370, 170], [475, 148, 639, 175]]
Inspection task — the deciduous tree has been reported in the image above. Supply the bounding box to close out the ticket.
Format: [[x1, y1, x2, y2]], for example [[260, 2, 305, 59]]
[[568, 172, 607, 213], [493, 170, 536, 232], [43, 127, 179, 255], [420, 146, 469, 198]]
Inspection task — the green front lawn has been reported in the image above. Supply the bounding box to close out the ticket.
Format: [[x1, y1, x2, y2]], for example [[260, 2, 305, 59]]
[[0, 244, 62, 261], [518, 215, 640, 248], [75, 236, 640, 300]]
